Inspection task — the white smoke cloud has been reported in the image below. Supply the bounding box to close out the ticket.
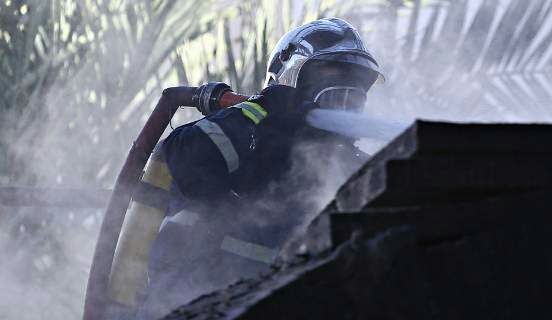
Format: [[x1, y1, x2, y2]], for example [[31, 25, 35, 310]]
[[2, 0, 552, 318]]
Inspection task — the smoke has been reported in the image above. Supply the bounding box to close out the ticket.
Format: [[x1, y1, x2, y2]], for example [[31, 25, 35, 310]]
[[2, 0, 552, 319], [139, 127, 369, 319], [0, 206, 101, 320], [0, 2, 197, 319]]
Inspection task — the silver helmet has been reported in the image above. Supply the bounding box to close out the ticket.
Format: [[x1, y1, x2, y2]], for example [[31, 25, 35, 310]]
[[265, 18, 384, 112]]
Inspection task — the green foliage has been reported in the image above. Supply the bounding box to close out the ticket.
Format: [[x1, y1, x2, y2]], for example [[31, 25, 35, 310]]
[[1, 0, 552, 318], [373, 0, 552, 121], [0, 0, 215, 186]]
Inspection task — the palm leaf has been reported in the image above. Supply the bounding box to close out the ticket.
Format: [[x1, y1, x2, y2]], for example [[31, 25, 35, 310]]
[[381, 0, 552, 122]]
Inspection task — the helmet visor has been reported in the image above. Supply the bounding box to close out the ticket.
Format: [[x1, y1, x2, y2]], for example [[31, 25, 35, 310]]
[[309, 51, 385, 83], [296, 59, 378, 112], [314, 87, 367, 112]]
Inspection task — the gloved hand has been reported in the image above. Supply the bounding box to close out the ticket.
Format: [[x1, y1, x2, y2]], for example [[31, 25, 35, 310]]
[[248, 85, 318, 120]]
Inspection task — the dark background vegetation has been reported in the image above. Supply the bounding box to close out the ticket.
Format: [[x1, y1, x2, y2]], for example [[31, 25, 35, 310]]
[[0, 0, 551, 318]]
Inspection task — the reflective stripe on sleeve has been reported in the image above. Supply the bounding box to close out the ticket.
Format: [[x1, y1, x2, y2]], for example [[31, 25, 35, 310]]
[[235, 101, 268, 125], [195, 119, 240, 173], [220, 236, 278, 264]]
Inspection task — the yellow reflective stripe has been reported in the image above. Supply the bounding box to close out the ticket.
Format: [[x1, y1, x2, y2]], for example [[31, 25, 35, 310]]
[[243, 101, 268, 117], [241, 109, 261, 124], [236, 101, 268, 125], [142, 160, 172, 191]]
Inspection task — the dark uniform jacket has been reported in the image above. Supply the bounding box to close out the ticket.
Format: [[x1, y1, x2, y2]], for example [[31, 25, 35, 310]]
[[141, 101, 367, 317]]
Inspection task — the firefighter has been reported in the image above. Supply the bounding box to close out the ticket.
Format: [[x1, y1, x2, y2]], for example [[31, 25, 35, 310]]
[[141, 17, 384, 317]]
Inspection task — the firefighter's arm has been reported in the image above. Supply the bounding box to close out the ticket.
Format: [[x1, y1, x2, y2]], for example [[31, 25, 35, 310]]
[[163, 103, 267, 197], [163, 84, 314, 198]]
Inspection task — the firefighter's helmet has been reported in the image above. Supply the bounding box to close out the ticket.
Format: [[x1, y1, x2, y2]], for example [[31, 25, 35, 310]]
[[265, 18, 384, 112]]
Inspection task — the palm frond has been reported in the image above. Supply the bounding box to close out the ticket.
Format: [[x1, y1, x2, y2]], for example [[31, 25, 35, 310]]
[[377, 0, 552, 122]]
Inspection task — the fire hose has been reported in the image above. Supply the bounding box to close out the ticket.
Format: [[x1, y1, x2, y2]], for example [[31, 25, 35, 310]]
[[83, 83, 248, 320]]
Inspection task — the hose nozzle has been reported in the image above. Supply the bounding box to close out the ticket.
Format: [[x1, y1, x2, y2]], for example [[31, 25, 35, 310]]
[[192, 82, 250, 115]]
